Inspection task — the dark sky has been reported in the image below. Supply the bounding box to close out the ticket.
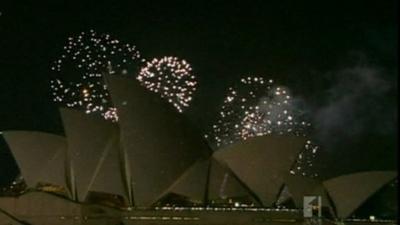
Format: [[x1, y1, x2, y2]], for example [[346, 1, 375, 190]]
[[0, 0, 397, 195]]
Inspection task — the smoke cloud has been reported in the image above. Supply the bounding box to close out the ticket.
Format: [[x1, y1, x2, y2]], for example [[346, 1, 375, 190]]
[[312, 65, 397, 151]]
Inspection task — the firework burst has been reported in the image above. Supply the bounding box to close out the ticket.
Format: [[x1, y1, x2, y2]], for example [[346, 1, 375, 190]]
[[206, 76, 319, 177], [137, 56, 197, 112], [50, 30, 142, 121], [207, 76, 310, 147]]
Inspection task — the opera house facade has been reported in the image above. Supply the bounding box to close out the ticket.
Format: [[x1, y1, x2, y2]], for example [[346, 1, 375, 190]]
[[0, 76, 397, 225]]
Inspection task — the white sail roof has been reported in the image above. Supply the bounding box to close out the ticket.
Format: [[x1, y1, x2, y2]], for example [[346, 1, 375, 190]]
[[89, 137, 128, 200], [3, 131, 68, 191], [283, 174, 331, 208], [106, 76, 211, 206], [213, 135, 306, 206], [208, 159, 257, 203], [0, 211, 23, 225], [323, 171, 397, 218], [60, 108, 127, 202], [162, 159, 210, 203]]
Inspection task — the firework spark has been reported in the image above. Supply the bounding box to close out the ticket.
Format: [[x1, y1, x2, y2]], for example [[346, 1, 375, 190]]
[[291, 140, 320, 178], [50, 30, 142, 121], [137, 56, 197, 112], [206, 76, 318, 177], [207, 76, 310, 147]]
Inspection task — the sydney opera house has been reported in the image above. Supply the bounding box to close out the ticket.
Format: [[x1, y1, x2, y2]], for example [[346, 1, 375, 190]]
[[0, 76, 397, 225]]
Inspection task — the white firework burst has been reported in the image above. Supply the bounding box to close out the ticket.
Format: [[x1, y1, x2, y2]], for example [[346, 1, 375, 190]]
[[207, 76, 319, 177], [50, 30, 142, 122], [208, 76, 310, 147], [137, 56, 197, 112]]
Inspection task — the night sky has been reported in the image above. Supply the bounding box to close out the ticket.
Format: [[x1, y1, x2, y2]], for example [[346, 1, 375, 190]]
[[0, 1, 397, 213]]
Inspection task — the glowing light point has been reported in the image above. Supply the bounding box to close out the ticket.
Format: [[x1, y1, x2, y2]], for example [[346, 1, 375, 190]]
[[50, 30, 142, 122], [137, 56, 197, 112]]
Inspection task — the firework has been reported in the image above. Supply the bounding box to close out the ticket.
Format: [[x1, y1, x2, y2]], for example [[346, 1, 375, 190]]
[[137, 56, 197, 112], [207, 76, 310, 147], [206, 76, 318, 177], [50, 30, 142, 121], [291, 140, 320, 178]]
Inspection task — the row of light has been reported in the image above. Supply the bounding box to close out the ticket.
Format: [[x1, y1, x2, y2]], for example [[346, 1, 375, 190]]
[[152, 206, 299, 212], [59, 215, 198, 221], [122, 216, 199, 221], [53, 214, 398, 222]]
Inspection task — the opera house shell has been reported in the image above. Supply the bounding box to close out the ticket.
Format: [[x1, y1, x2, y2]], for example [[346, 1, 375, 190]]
[[0, 76, 397, 225]]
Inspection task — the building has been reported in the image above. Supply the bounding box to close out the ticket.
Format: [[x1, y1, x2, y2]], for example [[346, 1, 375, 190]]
[[0, 76, 397, 225]]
